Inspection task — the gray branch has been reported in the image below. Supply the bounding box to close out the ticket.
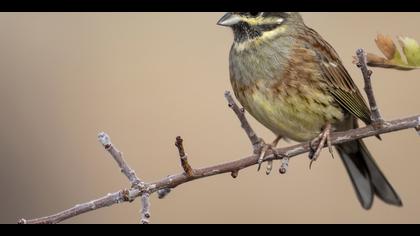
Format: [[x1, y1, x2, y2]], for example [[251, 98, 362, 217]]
[[18, 113, 420, 224], [140, 193, 151, 224], [225, 91, 261, 152], [98, 132, 142, 187], [18, 189, 139, 224], [356, 48, 384, 125], [17, 51, 420, 224]]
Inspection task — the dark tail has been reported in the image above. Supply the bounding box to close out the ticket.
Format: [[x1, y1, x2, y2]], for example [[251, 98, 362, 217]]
[[336, 139, 402, 209]]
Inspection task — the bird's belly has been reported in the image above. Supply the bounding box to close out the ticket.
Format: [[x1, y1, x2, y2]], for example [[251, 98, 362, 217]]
[[238, 87, 344, 142]]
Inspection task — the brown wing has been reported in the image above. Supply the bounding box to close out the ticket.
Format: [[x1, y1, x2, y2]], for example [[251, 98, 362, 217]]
[[301, 27, 372, 125]]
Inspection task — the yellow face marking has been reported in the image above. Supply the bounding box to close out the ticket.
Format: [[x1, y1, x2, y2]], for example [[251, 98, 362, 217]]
[[241, 16, 283, 26], [260, 25, 287, 40]]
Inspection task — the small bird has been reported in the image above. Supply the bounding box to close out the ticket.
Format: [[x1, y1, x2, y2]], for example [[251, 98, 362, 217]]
[[218, 12, 402, 209]]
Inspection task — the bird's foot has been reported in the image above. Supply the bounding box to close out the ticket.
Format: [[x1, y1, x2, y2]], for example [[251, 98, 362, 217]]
[[308, 123, 334, 169], [257, 136, 282, 175]]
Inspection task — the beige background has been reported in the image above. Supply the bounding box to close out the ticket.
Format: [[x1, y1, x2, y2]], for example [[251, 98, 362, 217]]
[[1, 13, 419, 224]]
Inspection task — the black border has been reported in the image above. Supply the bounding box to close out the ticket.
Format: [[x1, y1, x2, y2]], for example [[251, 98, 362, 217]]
[[1, 0, 420, 12]]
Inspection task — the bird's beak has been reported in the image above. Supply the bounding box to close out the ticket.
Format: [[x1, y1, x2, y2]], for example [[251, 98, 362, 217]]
[[217, 12, 241, 27]]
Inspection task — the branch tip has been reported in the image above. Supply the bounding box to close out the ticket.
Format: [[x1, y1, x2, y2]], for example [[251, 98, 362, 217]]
[[356, 48, 365, 56], [279, 157, 289, 175], [100, 133, 142, 188], [175, 136, 185, 157], [98, 132, 112, 149], [18, 219, 27, 224]]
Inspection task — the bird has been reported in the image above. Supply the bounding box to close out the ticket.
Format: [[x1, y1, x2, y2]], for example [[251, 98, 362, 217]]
[[217, 12, 402, 209]]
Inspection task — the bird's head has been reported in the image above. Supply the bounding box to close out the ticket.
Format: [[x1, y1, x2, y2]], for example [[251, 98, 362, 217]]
[[217, 12, 303, 44]]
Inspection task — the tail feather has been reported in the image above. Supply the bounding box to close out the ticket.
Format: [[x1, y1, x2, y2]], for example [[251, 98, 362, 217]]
[[358, 141, 403, 206], [336, 140, 402, 209]]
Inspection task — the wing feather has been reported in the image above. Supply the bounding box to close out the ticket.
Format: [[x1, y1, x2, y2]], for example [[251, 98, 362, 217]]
[[302, 27, 372, 125]]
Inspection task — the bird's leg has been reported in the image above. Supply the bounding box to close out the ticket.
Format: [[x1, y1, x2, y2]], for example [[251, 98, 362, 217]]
[[308, 123, 334, 169], [265, 136, 283, 175], [257, 135, 282, 173]]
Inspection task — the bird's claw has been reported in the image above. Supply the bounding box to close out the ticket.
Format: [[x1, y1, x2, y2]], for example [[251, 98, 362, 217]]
[[256, 136, 282, 174], [257, 141, 270, 172], [308, 124, 334, 169]]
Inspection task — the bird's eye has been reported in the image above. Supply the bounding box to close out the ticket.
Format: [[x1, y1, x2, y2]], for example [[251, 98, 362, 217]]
[[248, 12, 261, 17]]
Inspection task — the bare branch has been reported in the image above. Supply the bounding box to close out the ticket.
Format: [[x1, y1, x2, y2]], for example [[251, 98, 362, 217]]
[[18, 51, 420, 224], [147, 115, 420, 191], [19, 114, 419, 224], [98, 132, 142, 187], [140, 193, 151, 224], [224, 91, 261, 152], [175, 136, 194, 177], [18, 189, 139, 224], [356, 49, 384, 126]]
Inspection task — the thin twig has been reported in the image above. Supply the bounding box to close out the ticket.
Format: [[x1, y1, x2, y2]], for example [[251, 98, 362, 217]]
[[18, 190, 139, 224], [97, 132, 151, 223], [98, 132, 142, 187], [224, 91, 261, 152], [175, 136, 194, 177], [140, 193, 151, 224], [356, 48, 384, 126], [18, 114, 420, 224]]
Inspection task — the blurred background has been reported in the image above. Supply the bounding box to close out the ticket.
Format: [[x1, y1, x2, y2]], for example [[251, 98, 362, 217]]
[[0, 13, 419, 224]]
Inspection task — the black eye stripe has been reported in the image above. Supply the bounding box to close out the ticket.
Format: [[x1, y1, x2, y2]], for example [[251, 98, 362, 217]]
[[257, 24, 280, 31], [248, 12, 260, 17], [231, 12, 287, 43]]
